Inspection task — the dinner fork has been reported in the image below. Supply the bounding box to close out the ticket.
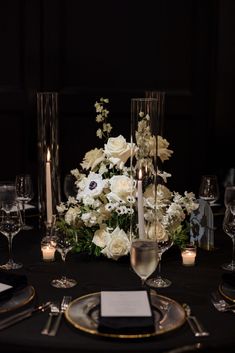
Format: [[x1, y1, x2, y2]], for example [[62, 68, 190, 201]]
[[41, 302, 60, 335], [48, 296, 72, 336]]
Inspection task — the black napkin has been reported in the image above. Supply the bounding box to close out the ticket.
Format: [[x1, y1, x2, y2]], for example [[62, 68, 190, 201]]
[[222, 273, 235, 288], [98, 290, 155, 335], [0, 271, 27, 302]]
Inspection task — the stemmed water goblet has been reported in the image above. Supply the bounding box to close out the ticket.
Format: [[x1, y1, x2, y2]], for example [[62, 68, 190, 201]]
[[0, 201, 23, 270], [15, 174, 34, 230], [51, 229, 77, 288], [199, 175, 220, 205], [224, 186, 235, 209], [146, 238, 173, 288], [221, 201, 235, 271], [130, 238, 159, 287]]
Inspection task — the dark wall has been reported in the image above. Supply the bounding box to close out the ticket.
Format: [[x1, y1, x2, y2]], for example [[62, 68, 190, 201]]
[[0, 0, 234, 198]]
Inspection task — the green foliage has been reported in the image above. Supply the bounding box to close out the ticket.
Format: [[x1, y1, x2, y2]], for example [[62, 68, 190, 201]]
[[171, 222, 191, 249]]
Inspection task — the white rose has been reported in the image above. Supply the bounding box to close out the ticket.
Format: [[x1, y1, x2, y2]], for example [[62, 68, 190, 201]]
[[80, 148, 104, 171], [101, 227, 130, 260], [108, 175, 133, 201], [92, 225, 109, 248], [148, 222, 168, 242], [104, 135, 131, 168]]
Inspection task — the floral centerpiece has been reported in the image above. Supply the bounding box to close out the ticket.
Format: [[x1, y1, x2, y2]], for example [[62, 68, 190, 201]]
[[56, 98, 198, 260]]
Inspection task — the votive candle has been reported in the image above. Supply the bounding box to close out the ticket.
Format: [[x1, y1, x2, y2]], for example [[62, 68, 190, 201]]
[[181, 245, 197, 266], [41, 244, 55, 262]]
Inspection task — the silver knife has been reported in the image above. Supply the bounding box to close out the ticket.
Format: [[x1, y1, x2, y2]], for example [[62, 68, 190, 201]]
[[0, 302, 51, 331]]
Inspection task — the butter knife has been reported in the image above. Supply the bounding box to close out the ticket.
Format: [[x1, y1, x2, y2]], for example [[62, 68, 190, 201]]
[[0, 302, 51, 331]]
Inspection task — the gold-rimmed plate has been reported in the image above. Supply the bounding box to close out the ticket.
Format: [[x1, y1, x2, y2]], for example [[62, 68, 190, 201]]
[[65, 291, 186, 339], [0, 286, 35, 313], [219, 282, 235, 303]]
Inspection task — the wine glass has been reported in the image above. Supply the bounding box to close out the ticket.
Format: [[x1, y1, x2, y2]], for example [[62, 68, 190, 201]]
[[0, 182, 16, 207], [221, 201, 235, 271], [199, 175, 220, 205], [63, 174, 77, 199], [0, 201, 23, 270], [15, 174, 34, 230], [146, 239, 173, 288], [51, 229, 77, 288], [130, 239, 159, 286], [224, 186, 235, 209]]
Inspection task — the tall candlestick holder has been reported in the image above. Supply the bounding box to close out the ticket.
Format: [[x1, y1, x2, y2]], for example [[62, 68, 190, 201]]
[[130, 98, 159, 241], [37, 92, 61, 229]]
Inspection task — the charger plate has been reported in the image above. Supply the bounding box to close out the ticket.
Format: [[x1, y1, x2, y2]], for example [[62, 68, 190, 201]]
[[65, 291, 186, 339], [219, 282, 235, 303], [0, 286, 35, 313]]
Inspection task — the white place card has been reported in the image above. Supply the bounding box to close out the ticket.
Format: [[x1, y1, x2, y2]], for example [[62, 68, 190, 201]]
[[100, 291, 152, 317], [0, 283, 12, 293]]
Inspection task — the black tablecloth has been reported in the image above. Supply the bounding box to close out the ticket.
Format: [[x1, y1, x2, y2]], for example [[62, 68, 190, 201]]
[[0, 217, 234, 353]]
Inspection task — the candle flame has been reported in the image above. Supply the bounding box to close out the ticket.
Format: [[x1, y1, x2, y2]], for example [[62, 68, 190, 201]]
[[47, 148, 51, 162], [138, 169, 142, 180]]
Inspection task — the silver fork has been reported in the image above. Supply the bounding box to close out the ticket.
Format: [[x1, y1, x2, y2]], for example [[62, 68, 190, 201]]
[[48, 296, 72, 336], [41, 302, 60, 335]]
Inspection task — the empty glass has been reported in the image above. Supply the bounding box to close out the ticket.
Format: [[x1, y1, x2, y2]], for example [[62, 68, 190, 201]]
[[221, 201, 235, 271], [0, 182, 16, 207], [63, 174, 77, 199], [0, 201, 23, 270], [15, 174, 34, 230], [224, 186, 235, 209], [51, 229, 77, 288], [199, 175, 220, 205]]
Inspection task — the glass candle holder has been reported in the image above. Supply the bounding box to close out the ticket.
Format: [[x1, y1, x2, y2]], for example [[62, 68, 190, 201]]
[[41, 236, 57, 262], [181, 245, 197, 266]]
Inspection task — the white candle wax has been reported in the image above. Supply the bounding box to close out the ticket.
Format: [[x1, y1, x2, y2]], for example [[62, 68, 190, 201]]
[[137, 170, 145, 239], [181, 249, 196, 266], [46, 149, 53, 225], [41, 245, 55, 261]]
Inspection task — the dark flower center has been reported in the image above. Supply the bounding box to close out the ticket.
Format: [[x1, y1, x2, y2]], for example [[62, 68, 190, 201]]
[[89, 181, 97, 190]]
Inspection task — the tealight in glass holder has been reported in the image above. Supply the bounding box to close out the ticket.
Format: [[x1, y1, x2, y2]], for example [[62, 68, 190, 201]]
[[41, 236, 57, 262], [181, 244, 197, 266]]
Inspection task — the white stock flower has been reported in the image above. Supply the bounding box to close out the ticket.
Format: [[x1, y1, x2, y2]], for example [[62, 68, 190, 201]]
[[64, 206, 80, 225], [56, 203, 67, 214], [80, 148, 104, 171], [101, 227, 130, 260], [104, 135, 132, 168]]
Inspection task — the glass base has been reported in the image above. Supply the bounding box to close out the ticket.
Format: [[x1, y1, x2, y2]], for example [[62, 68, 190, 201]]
[[221, 262, 235, 271], [51, 276, 77, 288], [22, 224, 33, 231], [0, 261, 23, 270], [146, 276, 172, 288]]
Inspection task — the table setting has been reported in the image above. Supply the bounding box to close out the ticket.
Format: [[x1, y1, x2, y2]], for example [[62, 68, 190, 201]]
[[0, 96, 235, 353]]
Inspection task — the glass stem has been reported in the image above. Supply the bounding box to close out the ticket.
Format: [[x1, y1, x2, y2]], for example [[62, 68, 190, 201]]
[[156, 255, 162, 279], [8, 233, 14, 264], [232, 238, 235, 265], [21, 201, 26, 226]]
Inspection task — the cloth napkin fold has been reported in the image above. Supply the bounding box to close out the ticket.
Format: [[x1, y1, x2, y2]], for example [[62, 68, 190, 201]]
[[0, 271, 27, 302], [98, 289, 155, 335]]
